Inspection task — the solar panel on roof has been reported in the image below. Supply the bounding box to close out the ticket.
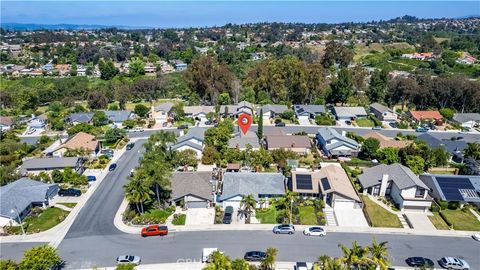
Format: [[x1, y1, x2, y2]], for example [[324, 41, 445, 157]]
[[296, 174, 313, 190], [436, 177, 475, 201], [321, 177, 331, 191]]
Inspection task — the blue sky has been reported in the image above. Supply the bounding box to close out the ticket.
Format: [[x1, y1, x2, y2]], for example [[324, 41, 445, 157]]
[[2, 1, 479, 28]]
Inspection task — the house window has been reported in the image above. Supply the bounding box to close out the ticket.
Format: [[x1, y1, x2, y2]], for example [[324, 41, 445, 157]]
[[373, 186, 380, 196], [385, 182, 392, 195], [415, 188, 425, 198]]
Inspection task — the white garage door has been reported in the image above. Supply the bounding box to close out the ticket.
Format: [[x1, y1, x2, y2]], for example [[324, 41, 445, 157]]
[[222, 200, 241, 210], [188, 201, 208, 208], [298, 115, 309, 120], [334, 200, 356, 209], [403, 205, 427, 212]]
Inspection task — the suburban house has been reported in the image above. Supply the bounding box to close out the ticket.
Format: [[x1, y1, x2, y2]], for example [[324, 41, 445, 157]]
[[408, 111, 443, 125], [218, 172, 286, 209], [0, 116, 14, 131], [0, 178, 59, 227], [293, 105, 326, 120], [219, 101, 254, 117], [169, 172, 213, 209], [184, 106, 215, 122], [419, 174, 480, 206], [363, 132, 411, 149], [170, 127, 206, 159], [104, 110, 134, 128], [265, 135, 312, 155], [316, 127, 360, 157], [27, 114, 47, 129], [417, 133, 466, 162], [358, 163, 432, 212], [20, 157, 85, 176], [65, 112, 94, 125], [456, 52, 477, 65], [150, 102, 174, 124], [369, 103, 397, 122], [333, 107, 368, 121], [452, 113, 480, 129], [46, 132, 101, 157], [257, 104, 289, 120], [173, 60, 187, 71], [289, 165, 362, 209], [228, 131, 260, 150]]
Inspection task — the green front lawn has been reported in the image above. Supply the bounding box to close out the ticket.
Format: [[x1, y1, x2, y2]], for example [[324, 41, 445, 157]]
[[355, 118, 375, 127], [361, 196, 403, 228], [143, 208, 175, 224], [172, 214, 186, 225], [255, 206, 278, 224], [428, 212, 450, 230], [7, 207, 70, 235], [441, 209, 480, 231], [298, 206, 317, 225]]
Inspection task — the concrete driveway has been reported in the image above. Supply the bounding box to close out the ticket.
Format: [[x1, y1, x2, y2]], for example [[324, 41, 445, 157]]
[[298, 118, 312, 126], [185, 208, 215, 225], [334, 208, 369, 227], [404, 212, 436, 230]]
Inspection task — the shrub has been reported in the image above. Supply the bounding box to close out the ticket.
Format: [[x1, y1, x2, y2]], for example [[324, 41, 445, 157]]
[[430, 203, 440, 213], [447, 201, 460, 210], [314, 199, 325, 209]]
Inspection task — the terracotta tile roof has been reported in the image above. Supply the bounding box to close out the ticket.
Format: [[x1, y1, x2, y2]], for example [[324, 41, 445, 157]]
[[58, 132, 99, 152], [409, 111, 443, 121], [363, 132, 411, 149], [0, 116, 14, 126]]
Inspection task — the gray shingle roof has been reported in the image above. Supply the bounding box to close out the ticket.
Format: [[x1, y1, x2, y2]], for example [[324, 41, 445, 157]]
[[333, 107, 368, 118], [316, 127, 359, 150], [0, 178, 58, 219], [293, 105, 325, 116], [219, 172, 285, 201], [417, 134, 466, 156], [153, 102, 174, 113], [453, 113, 480, 123], [257, 104, 288, 115], [229, 131, 260, 149], [21, 157, 81, 171], [358, 163, 429, 190], [170, 172, 213, 201], [103, 110, 133, 123], [176, 127, 205, 144], [66, 112, 94, 123], [184, 106, 215, 116], [370, 103, 392, 114]]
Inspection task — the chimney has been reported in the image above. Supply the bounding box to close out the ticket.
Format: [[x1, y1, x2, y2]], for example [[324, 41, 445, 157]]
[[31, 114, 35, 119], [341, 131, 346, 137], [379, 174, 389, 197]]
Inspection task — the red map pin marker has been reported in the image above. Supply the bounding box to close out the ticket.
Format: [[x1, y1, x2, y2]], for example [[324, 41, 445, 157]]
[[238, 113, 252, 135]]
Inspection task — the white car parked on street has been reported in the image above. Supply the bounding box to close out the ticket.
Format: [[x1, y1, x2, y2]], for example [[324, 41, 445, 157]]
[[303, 226, 327, 236], [116, 255, 141, 266]]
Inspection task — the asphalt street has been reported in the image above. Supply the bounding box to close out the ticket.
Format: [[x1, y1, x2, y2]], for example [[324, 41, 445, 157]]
[[4, 126, 480, 269], [21, 125, 480, 144]]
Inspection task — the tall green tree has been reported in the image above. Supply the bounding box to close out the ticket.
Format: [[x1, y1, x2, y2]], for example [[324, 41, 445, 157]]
[[124, 178, 153, 214], [329, 68, 353, 105], [129, 59, 145, 76], [203, 251, 232, 270], [99, 59, 119, 80], [367, 69, 388, 103], [257, 109, 264, 139], [368, 239, 390, 270], [464, 143, 480, 160], [360, 138, 380, 160], [240, 194, 257, 221]]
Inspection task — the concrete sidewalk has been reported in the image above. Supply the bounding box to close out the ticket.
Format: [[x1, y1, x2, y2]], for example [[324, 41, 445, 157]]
[[0, 143, 131, 247], [114, 198, 475, 238]]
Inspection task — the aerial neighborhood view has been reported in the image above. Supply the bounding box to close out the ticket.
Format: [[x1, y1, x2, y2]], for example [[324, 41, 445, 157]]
[[1, 1, 480, 270]]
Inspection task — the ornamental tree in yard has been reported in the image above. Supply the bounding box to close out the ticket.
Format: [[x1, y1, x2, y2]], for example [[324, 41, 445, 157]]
[[19, 245, 61, 270]]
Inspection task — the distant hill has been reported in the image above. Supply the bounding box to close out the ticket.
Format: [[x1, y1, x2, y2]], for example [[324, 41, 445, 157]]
[[0, 23, 152, 31]]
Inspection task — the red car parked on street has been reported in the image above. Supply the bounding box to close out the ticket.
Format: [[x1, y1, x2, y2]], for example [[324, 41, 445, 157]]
[[141, 225, 168, 237]]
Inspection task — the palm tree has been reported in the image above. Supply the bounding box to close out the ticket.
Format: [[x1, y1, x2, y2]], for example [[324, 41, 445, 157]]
[[203, 251, 232, 270], [240, 194, 257, 222], [317, 255, 343, 270], [124, 178, 152, 214], [338, 241, 369, 270], [142, 161, 172, 208], [368, 239, 390, 270], [260, 247, 278, 270], [277, 191, 297, 223]]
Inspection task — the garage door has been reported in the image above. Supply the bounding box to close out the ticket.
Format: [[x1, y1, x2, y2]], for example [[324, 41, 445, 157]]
[[187, 201, 207, 208], [298, 115, 309, 120], [403, 206, 426, 212], [333, 200, 356, 209]]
